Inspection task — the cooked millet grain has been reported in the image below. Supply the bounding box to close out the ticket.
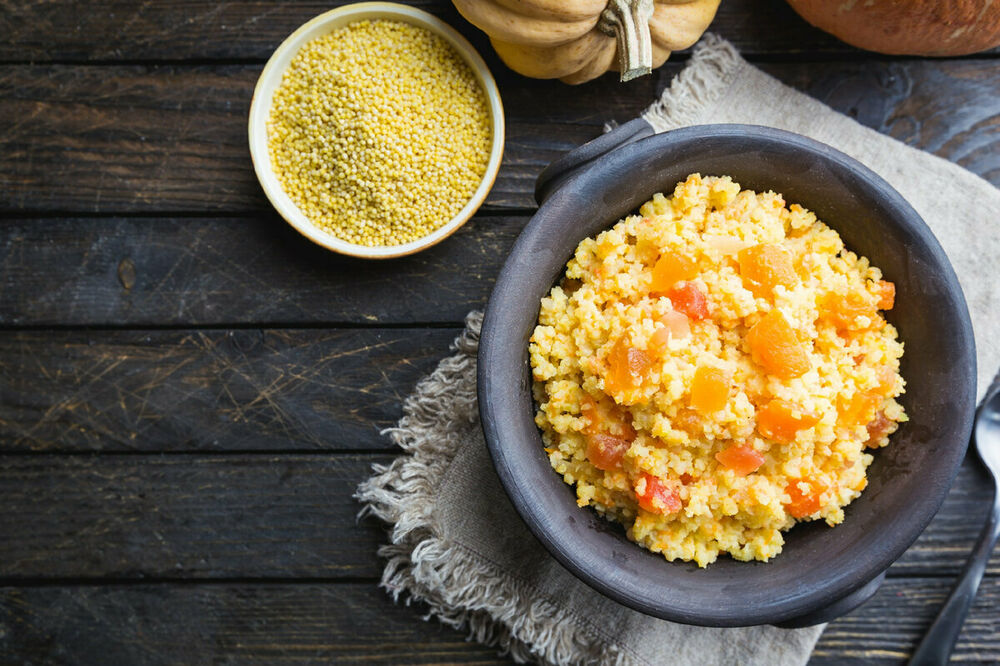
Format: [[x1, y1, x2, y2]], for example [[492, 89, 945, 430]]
[[267, 19, 492, 246]]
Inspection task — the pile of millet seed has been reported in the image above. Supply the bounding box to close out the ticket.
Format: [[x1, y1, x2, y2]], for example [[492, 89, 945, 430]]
[[267, 19, 492, 247]]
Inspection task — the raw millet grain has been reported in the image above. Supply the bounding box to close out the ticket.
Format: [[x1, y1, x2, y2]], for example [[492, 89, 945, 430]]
[[267, 19, 492, 246]]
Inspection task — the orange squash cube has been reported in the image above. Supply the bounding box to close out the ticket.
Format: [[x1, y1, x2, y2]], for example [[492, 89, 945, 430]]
[[738, 244, 797, 298], [586, 433, 632, 471], [820, 292, 876, 331], [757, 399, 821, 443], [690, 365, 731, 413], [746, 310, 811, 379], [838, 391, 882, 426], [667, 282, 710, 321], [651, 251, 698, 293], [876, 280, 895, 310], [604, 338, 652, 394], [784, 479, 825, 518], [715, 444, 765, 476], [635, 472, 681, 515]]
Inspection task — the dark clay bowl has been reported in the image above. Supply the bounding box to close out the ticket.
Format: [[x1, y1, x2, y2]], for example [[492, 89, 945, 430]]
[[478, 124, 976, 627]]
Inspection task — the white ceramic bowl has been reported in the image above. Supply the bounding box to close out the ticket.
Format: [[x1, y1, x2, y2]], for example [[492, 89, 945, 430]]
[[248, 2, 505, 259]]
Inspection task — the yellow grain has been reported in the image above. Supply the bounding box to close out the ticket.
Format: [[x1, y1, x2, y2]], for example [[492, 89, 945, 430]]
[[529, 174, 907, 567], [267, 19, 491, 246]]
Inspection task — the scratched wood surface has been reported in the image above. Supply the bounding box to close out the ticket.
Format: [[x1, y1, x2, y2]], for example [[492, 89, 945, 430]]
[[0, 453, 996, 579], [2, 59, 999, 217], [0, 577, 998, 665], [0, 0, 998, 664]]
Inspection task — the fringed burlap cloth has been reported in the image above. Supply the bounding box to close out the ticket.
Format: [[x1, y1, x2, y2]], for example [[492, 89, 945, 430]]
[[357, 35, 1000, 665]]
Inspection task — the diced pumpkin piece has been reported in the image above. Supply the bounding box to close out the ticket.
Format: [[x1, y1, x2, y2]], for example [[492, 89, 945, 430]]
[[745, 310, 811, 379], [738, 244, 797, 298], [876, 280, 895, 310], [635, 472, 682, 515], [715, 444, 765, 476], [651, 251, 698, 292], [865, 411, 893, 448], [667, 282, 710, 321], [839, 391, 882, 426], [586, 433, 632, 471], [820, 292, 876, 331], [580, 394, 636, 439], [690, 365, 731, 414], [605, 338, 652, 394], [757, 399, 821, 443], [784, 478, 825, 518]]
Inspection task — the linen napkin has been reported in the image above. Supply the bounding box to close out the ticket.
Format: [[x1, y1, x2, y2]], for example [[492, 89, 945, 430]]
[[357, 35, 1000, 665]]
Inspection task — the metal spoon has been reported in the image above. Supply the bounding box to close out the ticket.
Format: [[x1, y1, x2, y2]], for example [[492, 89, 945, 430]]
[[909, 385, 1000, 666]]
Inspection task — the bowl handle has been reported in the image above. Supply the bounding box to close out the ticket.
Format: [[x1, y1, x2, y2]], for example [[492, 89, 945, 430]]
[[772, 571, 886, 628], [535, 118, 655, 205]]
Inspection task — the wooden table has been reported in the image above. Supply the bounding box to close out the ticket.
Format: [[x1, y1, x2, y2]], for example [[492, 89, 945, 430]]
[[1, 1, 998, 663]]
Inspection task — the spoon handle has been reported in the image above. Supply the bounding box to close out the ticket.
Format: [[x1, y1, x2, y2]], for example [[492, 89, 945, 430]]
[[908, 492, 1000, 666]]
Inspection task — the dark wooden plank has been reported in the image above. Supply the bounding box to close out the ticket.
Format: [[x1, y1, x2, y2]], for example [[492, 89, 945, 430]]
[[0, 452, 996, 580], [0, 215, 522, 326], [0, 64, 652, 214], [0, 582, 512, 665], [0, 328, 459, 453], [0, 0, 917, 64], [0, 1, 487, 63], [813, 576, 1000, 665], [2, 59, 998, 215], [892, 458, 998, 577], [0, 577, 998, 665], [0, 64, 266, 212], [0, 454, 391, 579], [757, 61, 1000, 186]]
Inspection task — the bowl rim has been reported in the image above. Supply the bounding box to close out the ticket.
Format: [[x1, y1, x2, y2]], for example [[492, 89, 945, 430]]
[[247, 1, 505, 259], [478, 124, 977, 626]]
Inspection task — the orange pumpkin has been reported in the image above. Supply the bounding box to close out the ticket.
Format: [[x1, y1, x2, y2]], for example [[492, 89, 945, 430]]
[[786, 0, 1000, 56], [452, 0, 721, 84]]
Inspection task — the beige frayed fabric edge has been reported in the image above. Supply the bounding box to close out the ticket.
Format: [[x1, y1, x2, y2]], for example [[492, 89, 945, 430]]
[[642, 33, 743, 132], [355, 311, 632, 665]]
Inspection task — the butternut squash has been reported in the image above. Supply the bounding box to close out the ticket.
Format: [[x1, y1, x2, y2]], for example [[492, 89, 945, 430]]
[[452, 0, 720, 84]]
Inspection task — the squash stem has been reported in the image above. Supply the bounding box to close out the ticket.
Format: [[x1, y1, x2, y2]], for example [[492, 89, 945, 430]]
[[600, 0, 654, 82]]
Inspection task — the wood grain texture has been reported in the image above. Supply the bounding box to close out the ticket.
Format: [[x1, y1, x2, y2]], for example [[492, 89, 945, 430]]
[[0, 453, 995, 580], [0, 328, 460, 452], [2, 59, 999, 215], [0, 577, 998, 665], [0, 64, 652, 213], [0, 215, 522, 326], [0, 583, 511, 665], [0, 454, 392, 579], [757, 61, 1000, 186], [813, 576, 1000, 665], [0, 0, 890, 64]]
